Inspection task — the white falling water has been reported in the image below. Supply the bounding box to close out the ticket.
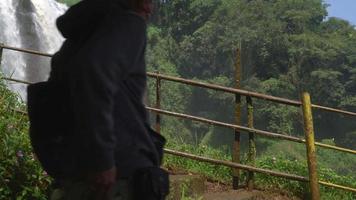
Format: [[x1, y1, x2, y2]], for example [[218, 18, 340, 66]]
[[32, 0, 67, 54], [0, 0, 67, 99]]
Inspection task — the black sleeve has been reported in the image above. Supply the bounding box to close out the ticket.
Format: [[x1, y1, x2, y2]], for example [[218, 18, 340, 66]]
[[67, 14, 146, 172]]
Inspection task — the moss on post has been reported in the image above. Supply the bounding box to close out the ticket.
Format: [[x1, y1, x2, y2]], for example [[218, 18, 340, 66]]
[[301, 92, 320, 200]]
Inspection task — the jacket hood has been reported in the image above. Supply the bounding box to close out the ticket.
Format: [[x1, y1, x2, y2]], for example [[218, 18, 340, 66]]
[[56, 0, 130, 39]]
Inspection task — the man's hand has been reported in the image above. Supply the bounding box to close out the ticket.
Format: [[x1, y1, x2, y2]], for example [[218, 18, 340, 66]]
[[89, 167, 117, 200]]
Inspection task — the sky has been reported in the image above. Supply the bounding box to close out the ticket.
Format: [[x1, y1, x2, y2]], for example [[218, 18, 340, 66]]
[[325, 0, 356, 25]]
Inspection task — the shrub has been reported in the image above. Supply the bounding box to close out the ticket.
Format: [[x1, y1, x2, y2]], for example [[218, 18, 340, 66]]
[[56, 0, 80, 6], [163, 131, 356, 199], [0, 79, 51, 200]]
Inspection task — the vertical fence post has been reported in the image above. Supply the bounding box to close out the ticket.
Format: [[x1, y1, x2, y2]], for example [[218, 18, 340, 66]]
[[301, 92, 320, 200], [0, 43, 3, 67], [232, 48, 242, 189], [246, 96, 256, 191], [155, 72, 161, 134]]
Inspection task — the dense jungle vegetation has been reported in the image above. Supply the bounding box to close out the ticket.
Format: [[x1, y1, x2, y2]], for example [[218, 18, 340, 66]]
[[1, 0, 355, 199], [143, 0, 356, 149], [145, 0, 356, 187], [146, 1, 356, 199]]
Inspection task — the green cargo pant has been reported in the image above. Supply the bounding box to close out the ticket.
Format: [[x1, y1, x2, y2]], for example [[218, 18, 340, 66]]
[[50, 179, 132, 200]]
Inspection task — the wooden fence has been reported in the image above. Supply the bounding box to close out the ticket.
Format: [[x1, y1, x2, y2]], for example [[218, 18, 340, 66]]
[[1, 43, 356, 199]]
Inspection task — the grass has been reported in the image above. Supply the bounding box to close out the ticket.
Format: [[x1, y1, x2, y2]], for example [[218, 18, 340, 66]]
[[56, 0, 80, 6], [163, 132, 356, 200], [0, 77, 52, 200]]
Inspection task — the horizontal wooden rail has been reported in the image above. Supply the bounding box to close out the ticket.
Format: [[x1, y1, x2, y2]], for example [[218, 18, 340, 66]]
[[1, 44, 355, 194], [5, 105, 356, 193], [147, 72, 356, 117], [4, 90, 356, 156], [165, 149, 356, 193], [0, 44, 53, 57], [315, 142, 356, 155], [6, 105, 356, 193], [0, 43, 355, 117], [11, 108, 27, 115], [8, 103, 356, 155], [164, 148, 308, 182], [147, 72, 301, 106], [2, 77, 33, 85], [318, 181, 356, 193], [4, 75, 355, 118], [147, 107, 356, 155], [147, 107, 305, 143]]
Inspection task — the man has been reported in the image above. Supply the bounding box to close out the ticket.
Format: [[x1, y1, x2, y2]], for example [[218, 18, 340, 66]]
[[47, 0, 168, 199]]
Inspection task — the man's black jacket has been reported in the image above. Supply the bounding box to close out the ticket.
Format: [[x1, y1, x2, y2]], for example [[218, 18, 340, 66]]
[[48, 0, 160, 178]]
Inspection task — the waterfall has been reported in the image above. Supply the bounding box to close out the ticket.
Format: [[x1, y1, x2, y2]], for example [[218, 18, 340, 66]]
[[0, 0, 67, 99]]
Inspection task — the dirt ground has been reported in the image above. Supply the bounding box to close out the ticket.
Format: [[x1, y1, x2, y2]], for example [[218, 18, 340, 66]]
[[203, 181, 301, 200], [167, 167, 301, 200], [204, 189, 301, 200]]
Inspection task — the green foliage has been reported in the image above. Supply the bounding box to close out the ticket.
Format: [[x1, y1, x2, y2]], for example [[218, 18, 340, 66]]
[[259, 139, 356, 199], [263, 139, 356, 178], [254, 156, 309, 196], [251, 77, 300, 134], [0, 78, 52, 200], [255, 156, 356, 200], [56, 0, 79, 6], [150, 0, 356, 148], [176, 181, 203, 200], [163, 133, 232, 182], [340, 131, 356, 149], [149, 1, 356, 198], [146, 26, 193, 142], [163, 132, 356, 199], [318, 168, 356, 200], [3, 0, 356, 199]]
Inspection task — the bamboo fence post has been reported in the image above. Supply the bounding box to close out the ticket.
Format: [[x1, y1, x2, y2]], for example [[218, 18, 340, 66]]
[[0, 43, 3, 108], [301, 92, 320, 200], [233, 48, 242, 189], [247, 96, 256, 191], [155, 72, 161, 134], [0, 43, 3, 67]]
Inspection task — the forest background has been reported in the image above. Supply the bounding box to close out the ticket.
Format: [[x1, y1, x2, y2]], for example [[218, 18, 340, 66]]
[[1, 0, 356, 199]]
